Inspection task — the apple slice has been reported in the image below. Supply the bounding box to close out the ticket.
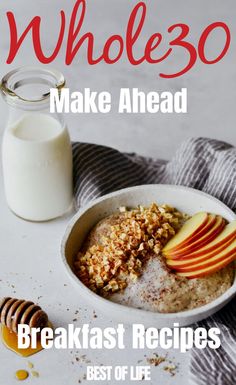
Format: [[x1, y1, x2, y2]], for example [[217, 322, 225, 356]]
[[176, 253, 236, 279], [166, 237, 235, 269], [175, 214, 217, 248], [163, 213, 215, 255], [165, 216, 225, 259], [169, 236, 236, 272], [166, 221, 236, 267], [162, 212, 209, 254]]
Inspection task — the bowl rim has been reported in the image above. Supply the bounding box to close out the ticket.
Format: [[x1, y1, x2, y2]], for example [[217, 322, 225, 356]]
[[61, 184, 236, 321]]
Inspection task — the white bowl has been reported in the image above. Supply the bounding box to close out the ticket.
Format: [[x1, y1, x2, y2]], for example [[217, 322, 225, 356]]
[[61, 185, 236, 327]]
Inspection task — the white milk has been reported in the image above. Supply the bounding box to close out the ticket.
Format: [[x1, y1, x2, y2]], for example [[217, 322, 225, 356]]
[[2, 113, 73, 221]]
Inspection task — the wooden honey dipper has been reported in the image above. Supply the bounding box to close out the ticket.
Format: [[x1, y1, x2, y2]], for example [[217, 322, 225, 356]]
[[0, 297, 48, 334]]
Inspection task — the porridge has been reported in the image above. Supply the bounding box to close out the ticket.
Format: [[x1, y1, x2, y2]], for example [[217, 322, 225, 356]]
[[74, 204, 234, 313]]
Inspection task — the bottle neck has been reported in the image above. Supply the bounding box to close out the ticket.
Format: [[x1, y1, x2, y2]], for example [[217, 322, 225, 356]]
[[1, 66, 65, 108], [1, 66, 65, 128]]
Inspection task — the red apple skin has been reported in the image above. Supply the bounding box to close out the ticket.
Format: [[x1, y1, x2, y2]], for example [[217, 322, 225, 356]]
[[172, 244, 236, 272], [176, 255, 236, 279], [166, 234, 236, 268], [166, 214, 216, 252], [166, 231, 236, 261], [163, 212, 209, 254], [165, 219, 226, 259]]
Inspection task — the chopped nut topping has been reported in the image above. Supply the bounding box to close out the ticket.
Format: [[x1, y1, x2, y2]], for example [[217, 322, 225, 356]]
[[163, 365, 177, 376], [147, 355, 166, 366], [74, 203, 185, 294]]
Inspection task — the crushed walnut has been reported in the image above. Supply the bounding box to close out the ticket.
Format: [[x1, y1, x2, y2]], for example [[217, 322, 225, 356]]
[[163, 365, 178, 377], [74, 203, 185, 295], [147, 354, 166, 366], [146, 353, 179, 377]]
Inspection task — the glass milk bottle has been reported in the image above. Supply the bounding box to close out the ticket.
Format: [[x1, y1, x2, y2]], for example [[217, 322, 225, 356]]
[[1, 67, 73, 221]]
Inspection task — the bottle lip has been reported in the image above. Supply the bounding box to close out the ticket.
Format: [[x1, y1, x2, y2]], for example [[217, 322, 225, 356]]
[[0, 66, 65, 106]]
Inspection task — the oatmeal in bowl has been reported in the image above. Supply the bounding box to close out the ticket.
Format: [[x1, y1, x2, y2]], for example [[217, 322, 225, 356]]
[[74, 203, 234, 313], [61, 185, 236, 327]]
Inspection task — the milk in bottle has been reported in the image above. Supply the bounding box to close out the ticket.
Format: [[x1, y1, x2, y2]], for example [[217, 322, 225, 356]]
[[1, 67, 73, 221]]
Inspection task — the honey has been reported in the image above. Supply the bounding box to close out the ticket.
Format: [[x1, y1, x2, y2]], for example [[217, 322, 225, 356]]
[[1, 325, 43, 357], [15, 370, 29, 381]]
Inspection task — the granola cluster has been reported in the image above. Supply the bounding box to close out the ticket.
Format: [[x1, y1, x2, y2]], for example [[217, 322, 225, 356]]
[[74, 203, 185, 295]]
